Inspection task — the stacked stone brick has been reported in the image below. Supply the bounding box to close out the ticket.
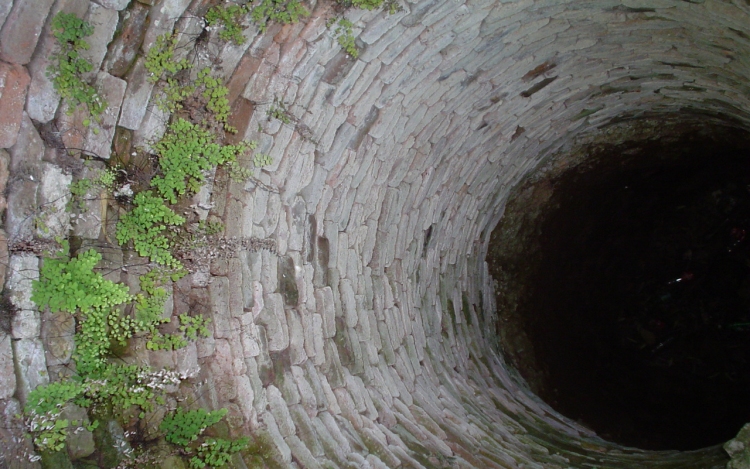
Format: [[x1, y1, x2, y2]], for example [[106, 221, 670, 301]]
[[0, 0, 748, 467]]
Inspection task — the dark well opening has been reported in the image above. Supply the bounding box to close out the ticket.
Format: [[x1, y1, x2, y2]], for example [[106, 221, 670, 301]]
[[488, 123, 750, 451]]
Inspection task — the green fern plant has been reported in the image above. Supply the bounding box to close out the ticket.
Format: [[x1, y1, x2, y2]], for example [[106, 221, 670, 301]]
[[190, 437, 249, 469], [250, 0, 310, 33], [145, 32, 191, 83], [151, 118, 252, 204], [161, 408, 228, 446], [196, 67, 233, 130], [328, 18, 358, 58], [115, 191, 186, 268], [205, 4, 250, 44], [156, 77, 196, 113], [48, 12, 107, 122]]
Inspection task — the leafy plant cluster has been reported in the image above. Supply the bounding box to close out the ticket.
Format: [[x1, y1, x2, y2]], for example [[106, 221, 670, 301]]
[[196, 68, 233, 129], [24, 364, 188, 452], [48, 12, 107, 125], [116, 191, 186, 268], [206, 4, 251, 44], [24, 245, 206, 452], [149, 118, 251, 204], [250, 0, 310, 33], [115, 115, 263, 272], [31, 246, 132, 373], [203, 0, 400, 61], [161, 408, 227, 446], [147, 34, 233, 131], [145, 32, 191, 83], [24, 9, 275, 465], [156, 77, 195, 114], [69, 167, 118, 210], [328, 18, 358, 58], [267, 98, 292, 124], [160, 409, 249, 469], [192, 437, 250, 469]]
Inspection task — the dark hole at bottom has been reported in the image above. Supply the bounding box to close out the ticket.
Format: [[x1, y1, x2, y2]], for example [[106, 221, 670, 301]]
[[489, 129, 750, 451]]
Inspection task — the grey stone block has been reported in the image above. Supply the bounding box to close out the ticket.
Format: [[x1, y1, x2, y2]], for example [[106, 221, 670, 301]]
[[12, 337, 48, 405]]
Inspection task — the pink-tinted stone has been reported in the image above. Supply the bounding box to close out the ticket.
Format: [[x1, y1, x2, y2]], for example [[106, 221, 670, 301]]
[[0, 62, 30, 148], [0, 0, 55, 64], [103, 1, 150, 77]]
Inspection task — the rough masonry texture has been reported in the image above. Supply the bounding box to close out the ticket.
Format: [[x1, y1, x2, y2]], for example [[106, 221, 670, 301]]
[[0, 0, 748, 468]]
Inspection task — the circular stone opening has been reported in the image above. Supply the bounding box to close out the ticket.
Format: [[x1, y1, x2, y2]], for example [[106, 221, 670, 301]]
[[488, 122, 750, 451]]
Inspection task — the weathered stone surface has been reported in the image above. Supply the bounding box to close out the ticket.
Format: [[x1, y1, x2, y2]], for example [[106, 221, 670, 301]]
[[93, 420, 132, 467], [174, 341, 198, 375], [0, 0, 54, 64], [286, 434, 324, 469], [117, 57, 154, 130], [42, 310, 75, 366], [0, 333, 15, 399], [12, 337, 48, 405], [0, 0, 11, 31], [93, 0, 131, 10], [316, 287, 336, 339], [259, 411, 293, 463], [267, 385, 296, 437], [37, 162, 72, 239], [208, 339, 238, 402], [9, 112, 43, 176], [0, 398, 40, 468], [11, 310, 40, 339], [83, 72, 127, 159], [235, 373, 255, 421], [6, 254, 38, 311], [140, 0, 191, 54], [63, 404, 96, 460], [257, 293, 289, 352], [0, 149, 8, 218], [4, 176, 38, 243], [103, 1, 149, 76], [0, 62, 30, 148], [72, 163, 104, 239], [57, 97, 90, 151], [25, 0, 89, 123]]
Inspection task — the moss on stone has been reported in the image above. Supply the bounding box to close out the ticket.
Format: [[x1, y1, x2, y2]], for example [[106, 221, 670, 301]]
[[40, 449, 74, 469]]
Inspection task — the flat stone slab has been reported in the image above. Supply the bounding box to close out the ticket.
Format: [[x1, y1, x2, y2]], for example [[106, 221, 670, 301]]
[[0, 0, 55, 64], [42, 310, 75, 367], [118, 57, 155, 130], [0, 0, 12, 32], [63, 404, 96, 460], [0, 62, 30, 148], [11, 310, 41, 339], [83, 72, 127, 159], [12, 337, 49, 405], [0, 333, 16, 399], [82, 2, 118, 78], [25, 0, 90, 123], [93, 0, 131, 11], [6, 254, 39, 311], [72, 163, 105, 239], [38, 162, 72, 239]]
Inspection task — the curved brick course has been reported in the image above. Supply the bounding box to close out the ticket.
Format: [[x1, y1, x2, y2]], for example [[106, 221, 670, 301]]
[[1, 0, 748, 467]]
